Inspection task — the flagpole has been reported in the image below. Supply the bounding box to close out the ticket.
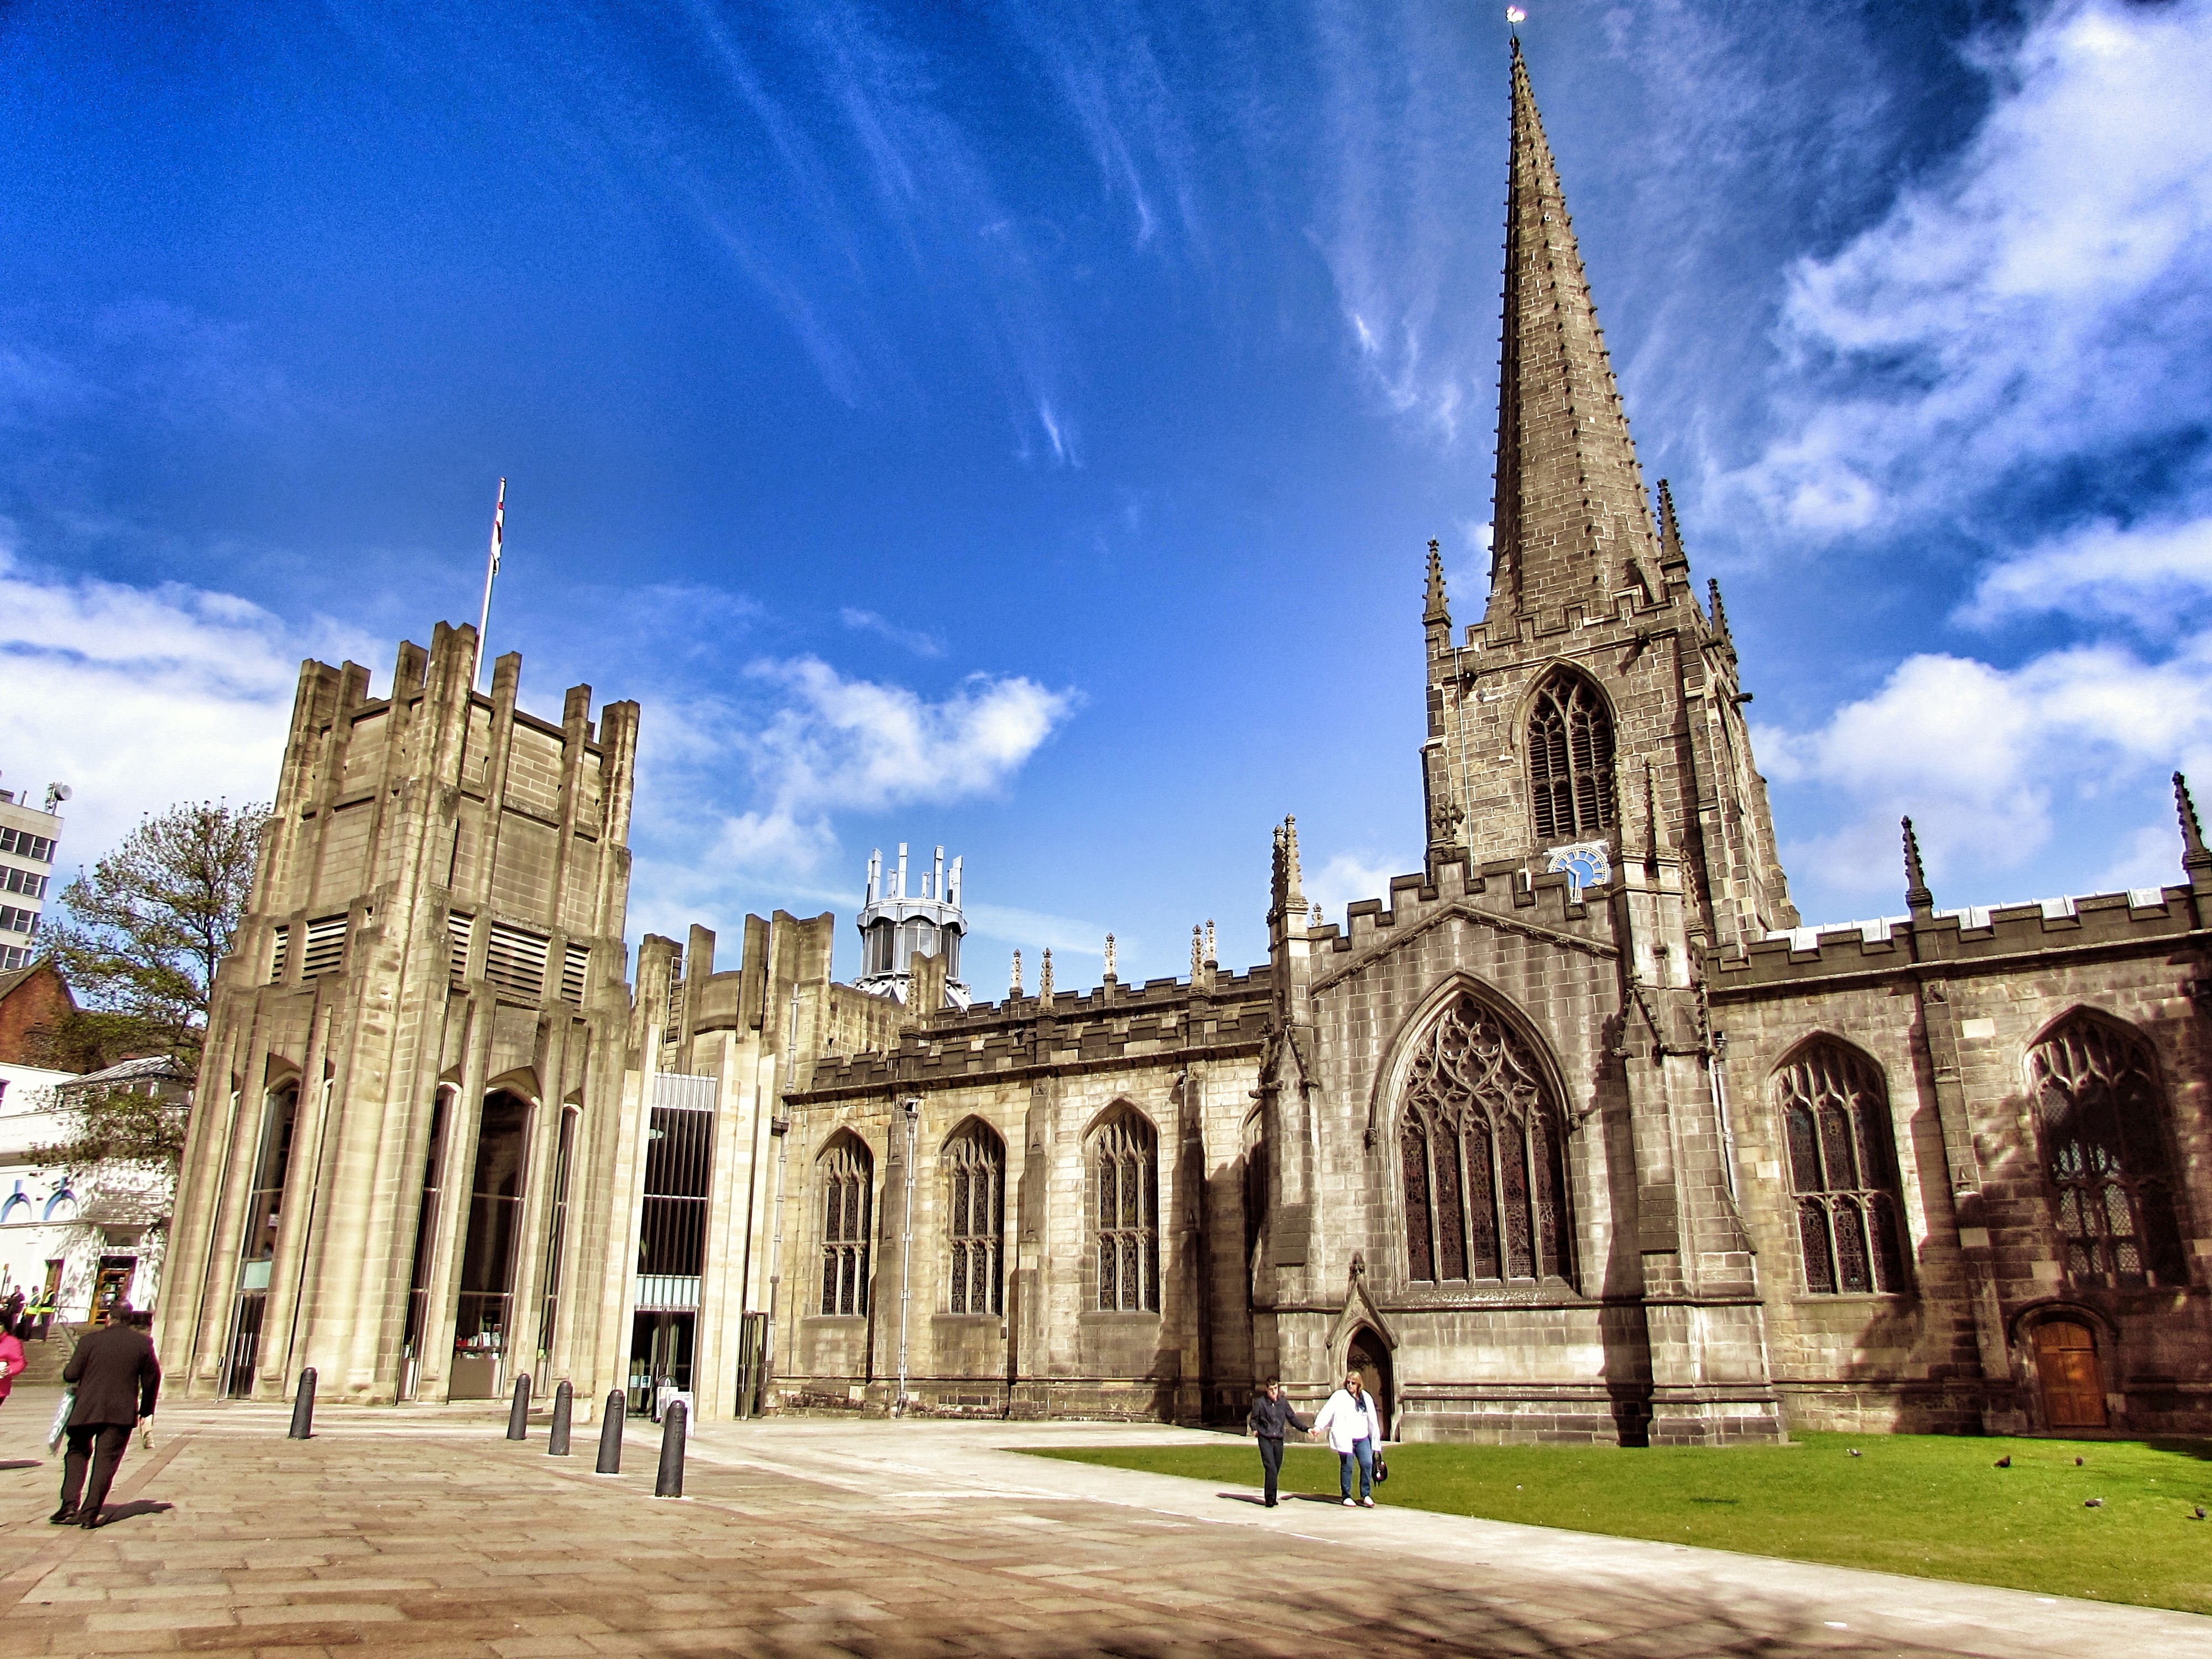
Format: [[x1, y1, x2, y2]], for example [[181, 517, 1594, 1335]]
[[474, 477, 505, 691]]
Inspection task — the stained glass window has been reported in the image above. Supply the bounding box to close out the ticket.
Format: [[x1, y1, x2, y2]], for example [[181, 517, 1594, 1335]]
[[1400, 996, 1573, 1285], [945, 1121, 1004, 1315], [1777, 1044, 1907, 1295], [1094, 1111, 1159, 1312], [2031, 1016, 2187, 1288], [819, 1136, 872, 1316]]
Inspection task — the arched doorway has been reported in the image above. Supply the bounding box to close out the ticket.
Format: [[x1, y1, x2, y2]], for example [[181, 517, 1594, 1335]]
[[1347, 1327, 1393, 1441], [2032, 1320, 2106, 1430]]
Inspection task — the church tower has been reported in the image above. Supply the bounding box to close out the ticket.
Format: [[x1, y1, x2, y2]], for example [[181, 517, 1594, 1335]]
[[1420, 42, 1796, 952]]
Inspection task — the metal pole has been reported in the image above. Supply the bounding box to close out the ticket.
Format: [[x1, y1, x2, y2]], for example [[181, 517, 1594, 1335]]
[[474, 477, 504, 690], [654, 1400, 687, 1497], [287, 1367, 316, 1439], [896, 1097, 917, 1416], [595, 1389, 624, 1473], [547, 1380, 573, 1455], [506, 1373, 531, 1440]]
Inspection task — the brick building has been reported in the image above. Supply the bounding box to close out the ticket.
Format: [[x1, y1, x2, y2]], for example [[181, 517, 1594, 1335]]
[[160, 45, 2212, 1439]]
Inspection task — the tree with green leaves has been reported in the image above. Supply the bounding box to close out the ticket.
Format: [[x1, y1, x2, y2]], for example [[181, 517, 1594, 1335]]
[[36, 799, 265, 1073], [29, 800, 264, 1186]]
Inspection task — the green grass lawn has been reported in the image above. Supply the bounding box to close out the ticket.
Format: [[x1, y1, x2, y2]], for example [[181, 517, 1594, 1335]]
[[1018, 1432, 2212, 1614]]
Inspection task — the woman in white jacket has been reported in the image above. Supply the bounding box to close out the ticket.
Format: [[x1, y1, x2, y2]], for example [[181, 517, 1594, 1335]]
[[1310, 1370, 1384, 1507]]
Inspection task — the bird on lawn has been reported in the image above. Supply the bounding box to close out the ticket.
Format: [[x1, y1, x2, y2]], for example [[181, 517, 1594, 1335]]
[[2084, 1498, 2104, 1508], [2194, 1506, 2205, 1520], [1848, 1448, 1861, 1458], [1994, 1455, 2011, 1468], [2075, 1455, 2085, 1465]]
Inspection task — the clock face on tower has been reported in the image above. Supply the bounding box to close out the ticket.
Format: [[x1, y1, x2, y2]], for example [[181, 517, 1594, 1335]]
[[1545, 841, 1611, 894]]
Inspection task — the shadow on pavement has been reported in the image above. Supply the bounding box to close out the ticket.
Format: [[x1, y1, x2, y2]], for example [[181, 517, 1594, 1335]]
[[93, 1500, 173, 1524]]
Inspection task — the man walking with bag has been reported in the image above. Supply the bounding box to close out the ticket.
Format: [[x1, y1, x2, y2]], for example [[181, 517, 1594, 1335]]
[[1246, 1379, 1311, 1507], [53, 1302, 159, 1528]]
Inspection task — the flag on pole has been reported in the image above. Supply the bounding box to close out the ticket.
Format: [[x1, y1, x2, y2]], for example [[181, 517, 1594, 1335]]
[[475, 477, 506, 690]]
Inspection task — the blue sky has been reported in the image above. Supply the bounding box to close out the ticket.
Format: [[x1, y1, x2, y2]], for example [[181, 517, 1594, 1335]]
[[4, 0, 2210, 988]]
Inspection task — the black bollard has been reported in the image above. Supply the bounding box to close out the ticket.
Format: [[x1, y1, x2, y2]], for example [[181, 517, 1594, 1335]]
[[506, 1373, 532, 1441], [287, 1367, 317, 1439], [654, 1400, 686, 1498], [548, 1380, 573, 1457], [595, 1390, 624, 1474]]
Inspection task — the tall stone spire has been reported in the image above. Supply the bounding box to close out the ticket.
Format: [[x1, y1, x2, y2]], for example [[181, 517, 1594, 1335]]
[[2176, 772, 2212, 884], [1487, 41, 1663, 620]]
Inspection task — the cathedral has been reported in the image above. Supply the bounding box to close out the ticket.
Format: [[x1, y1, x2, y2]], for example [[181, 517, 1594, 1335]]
[[156, 45, 2212, 1443]]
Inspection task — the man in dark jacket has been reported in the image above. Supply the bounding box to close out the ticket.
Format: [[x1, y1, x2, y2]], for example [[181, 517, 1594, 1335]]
[[1246, 1379, 1311, 1507], [54, 1303, 160, 1528]]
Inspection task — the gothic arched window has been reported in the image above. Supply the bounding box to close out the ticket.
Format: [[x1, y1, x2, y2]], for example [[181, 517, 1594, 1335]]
[[945, 1121, 1004, 1315], [1777, 1043, 1907, 1295], [1527, 671, 1616, 842], [818, 1134, 873, 1316], [1092, 1109, 1159, 1312], [2031, 1016, 2187, 1288], [1400, 996, 1572, 1284]]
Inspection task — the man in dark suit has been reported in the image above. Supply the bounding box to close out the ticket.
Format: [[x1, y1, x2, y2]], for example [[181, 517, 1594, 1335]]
[[54, 1304, 160, 1528]]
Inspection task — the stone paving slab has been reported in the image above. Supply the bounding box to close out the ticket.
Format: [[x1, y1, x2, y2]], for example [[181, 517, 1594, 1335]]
[[0, 1388, 2203, 1657]]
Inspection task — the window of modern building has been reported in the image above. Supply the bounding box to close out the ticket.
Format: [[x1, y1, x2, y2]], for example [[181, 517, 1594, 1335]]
[[1092, 1108, 1159, 1313], [818, 1134, 873, 1317], [945, 1120, 1004, 1315], [225, 1084, 300, 1396], [1526, 670, 1616, 842], [2030, 1014, 2188, 1288], [1400, 994, 1572, 1284], [1777, 1041, 1908, 1295]]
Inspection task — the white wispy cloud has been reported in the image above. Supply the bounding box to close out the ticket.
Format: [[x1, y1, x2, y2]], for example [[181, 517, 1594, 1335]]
[[0, 538, 378, 864], [1725, 0, 2212, 541], [1957, 513, 2212, 636], [632, 657, 1078, 918], [1755, 640, 2212, 905], [839, 607, 945, 658]]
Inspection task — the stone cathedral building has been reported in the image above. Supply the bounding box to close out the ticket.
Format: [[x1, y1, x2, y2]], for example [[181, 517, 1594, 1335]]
[[159, 46, 2212, 1442]]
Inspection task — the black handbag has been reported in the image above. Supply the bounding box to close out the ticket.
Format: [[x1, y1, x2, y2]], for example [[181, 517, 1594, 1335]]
[[1372, 1450, 1389, 1484]]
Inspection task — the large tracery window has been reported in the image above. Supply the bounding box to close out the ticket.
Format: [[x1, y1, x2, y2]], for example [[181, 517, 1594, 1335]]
[[945, 1120, 1005, 1315], [1400, 996, 1572, 1284], [2031, 1016, 2187, 1288], [1778, 1043, 1908, 1295], [1527, 671, 1616, 842], [1093, 1109, 1159, 1312], [818, 1134, 873, 1317]]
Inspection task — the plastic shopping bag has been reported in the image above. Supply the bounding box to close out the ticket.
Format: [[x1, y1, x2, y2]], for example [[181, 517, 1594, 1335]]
[[45, 1388, 73, 1452]]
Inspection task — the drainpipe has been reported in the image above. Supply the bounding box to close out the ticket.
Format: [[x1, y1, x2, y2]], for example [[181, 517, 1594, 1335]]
[[757, 985, 800, 1416], [896, 1096, 919, 1416]]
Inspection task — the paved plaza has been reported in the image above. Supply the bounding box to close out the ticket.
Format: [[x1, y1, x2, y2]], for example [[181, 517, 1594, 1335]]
[[0, 1387, 2203, 1657]]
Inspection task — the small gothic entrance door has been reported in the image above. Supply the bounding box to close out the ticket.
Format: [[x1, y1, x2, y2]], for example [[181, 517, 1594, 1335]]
[[2033, 1321, 2106, 1429], [1347, 1327, 1392, 1440]]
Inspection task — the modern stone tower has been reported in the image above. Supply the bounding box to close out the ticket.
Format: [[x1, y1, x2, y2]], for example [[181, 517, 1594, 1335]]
[[157, 623, 640, 1406], [853, 842, 968, 1010]]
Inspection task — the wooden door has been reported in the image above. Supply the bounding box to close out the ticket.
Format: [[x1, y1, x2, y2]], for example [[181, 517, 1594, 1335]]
[[2034, 1322, 2106, 1429], [1347, 1328, 1392, 1439]]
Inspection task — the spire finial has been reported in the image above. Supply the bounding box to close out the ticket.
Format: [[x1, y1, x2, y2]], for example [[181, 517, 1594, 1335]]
[[1104, 933, 1117, 978], [1205, 919, 1217, 965], [1707, 577, 1733, 644], [1902, 817, 1934, 919], [2176, 772, 2212, 881], [1424, 538, 1450, 628], [1040, 947, 1053, 998], [1656, 479, 1687, 577], [1284, 817, 1303, 904], [1010, 948, 1022, 997]]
